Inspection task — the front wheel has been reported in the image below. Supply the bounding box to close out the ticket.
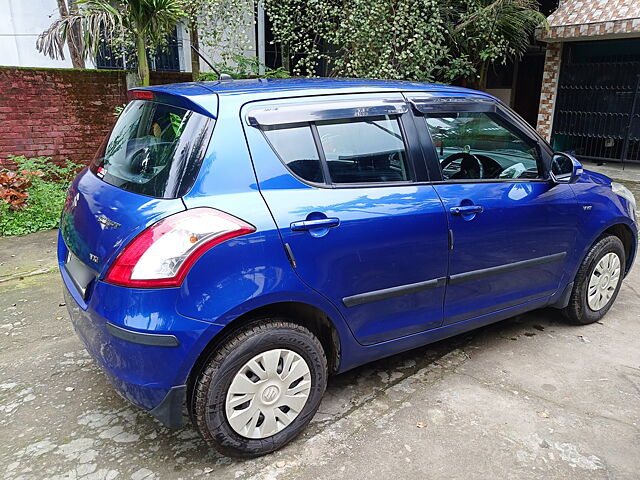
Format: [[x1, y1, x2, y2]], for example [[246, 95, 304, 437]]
[[562, 235, 625, 325], [191, 320, 327, 458]]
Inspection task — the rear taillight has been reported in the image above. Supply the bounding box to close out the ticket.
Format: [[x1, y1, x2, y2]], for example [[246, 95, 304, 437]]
[[104, 208, 255, 288]]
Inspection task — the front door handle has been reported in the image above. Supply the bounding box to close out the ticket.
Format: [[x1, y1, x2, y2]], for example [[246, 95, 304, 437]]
[[290, 217, 340, 232], [450, 205, 484, 215]]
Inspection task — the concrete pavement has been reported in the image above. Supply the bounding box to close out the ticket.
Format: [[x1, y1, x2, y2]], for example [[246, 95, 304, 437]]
[[1, 165, 639, 479], [1, 247, 639, 479]]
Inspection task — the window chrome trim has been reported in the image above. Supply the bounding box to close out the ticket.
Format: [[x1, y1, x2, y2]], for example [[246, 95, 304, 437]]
[[246, 99, 409, 127]]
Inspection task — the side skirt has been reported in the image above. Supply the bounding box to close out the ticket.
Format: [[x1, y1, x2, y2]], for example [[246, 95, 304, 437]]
[[337, 294, 552, 374]]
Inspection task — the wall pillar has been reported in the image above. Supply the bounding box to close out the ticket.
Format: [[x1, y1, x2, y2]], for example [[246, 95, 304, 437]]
[[536, 42, 563, 142]]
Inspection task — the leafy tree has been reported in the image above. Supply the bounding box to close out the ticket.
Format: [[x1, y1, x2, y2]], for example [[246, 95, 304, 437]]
[[38, 0, 184, 86], [265, 0, 547, 86]]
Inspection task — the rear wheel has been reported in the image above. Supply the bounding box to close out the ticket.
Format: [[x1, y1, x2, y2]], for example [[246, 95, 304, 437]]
[[562, 235, 625, 325], [191, 320, 327, 458]]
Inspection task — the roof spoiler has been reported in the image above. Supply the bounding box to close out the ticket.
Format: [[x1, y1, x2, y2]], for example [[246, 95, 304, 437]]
[[127, 89, 217, 119]]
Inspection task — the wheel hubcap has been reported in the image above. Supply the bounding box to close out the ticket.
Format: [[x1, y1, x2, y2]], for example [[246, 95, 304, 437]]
[[587, 252, 621, 311], [225, 349, 311, 439]]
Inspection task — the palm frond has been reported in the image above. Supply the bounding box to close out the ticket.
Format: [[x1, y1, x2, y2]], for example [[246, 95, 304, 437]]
[[37, 2, 121, 61], [453, 0, 547, 60]]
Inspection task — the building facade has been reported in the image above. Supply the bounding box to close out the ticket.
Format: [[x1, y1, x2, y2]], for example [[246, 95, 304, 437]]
[[537, 0, 640, 164], [0, 0, 261, 76]]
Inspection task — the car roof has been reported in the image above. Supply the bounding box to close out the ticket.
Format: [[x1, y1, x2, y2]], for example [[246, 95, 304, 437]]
[[144, 77, 494, 100], [140, 78, 498, 120]]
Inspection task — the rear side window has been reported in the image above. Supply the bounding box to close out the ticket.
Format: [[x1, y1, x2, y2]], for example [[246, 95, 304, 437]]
[[259, 114, 411, 185], [91, 100, 213, 198], [262, 125, 324, 183], [316, 116, 410, 183]]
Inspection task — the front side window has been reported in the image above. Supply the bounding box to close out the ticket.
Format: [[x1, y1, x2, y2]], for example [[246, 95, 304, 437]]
[[425, 112, 540, 181], [316, 116, 410, 184], [91, 100, 213, 198]]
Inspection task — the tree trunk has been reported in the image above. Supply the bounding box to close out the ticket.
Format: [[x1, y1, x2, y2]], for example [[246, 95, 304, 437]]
[[281, 44, 290, 73], [55, 0, 85, 69], [136, 34, 151, 86], [477, 61, 489, 91], [67, 0, 85, 69], [189, 22, 200, 81], [55, 1, 69, 22]]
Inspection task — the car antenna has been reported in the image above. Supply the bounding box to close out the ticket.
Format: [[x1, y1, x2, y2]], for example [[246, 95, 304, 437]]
[[190, 45, 232, 81]]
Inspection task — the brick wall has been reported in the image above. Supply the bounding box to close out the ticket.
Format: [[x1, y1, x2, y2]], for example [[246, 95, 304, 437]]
[[536, 43, 563, 141], [0, 67, 192, 169]]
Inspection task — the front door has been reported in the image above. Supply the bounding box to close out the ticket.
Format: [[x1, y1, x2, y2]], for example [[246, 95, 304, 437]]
[[243, 94, 449, 345], [411, 95, 581, 325]]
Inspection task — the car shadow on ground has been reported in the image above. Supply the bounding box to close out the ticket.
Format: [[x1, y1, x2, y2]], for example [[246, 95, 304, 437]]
[[2, 303, 574, 479], [121, 307, 570, 468]]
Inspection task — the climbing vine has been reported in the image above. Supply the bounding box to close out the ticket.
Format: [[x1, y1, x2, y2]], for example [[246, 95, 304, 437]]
[[181, 0, 254, 66], [264, 0, 546, 86]]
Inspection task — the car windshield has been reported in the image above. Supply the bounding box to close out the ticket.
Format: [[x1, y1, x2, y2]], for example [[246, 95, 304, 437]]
[[90, 100, 213, 199]]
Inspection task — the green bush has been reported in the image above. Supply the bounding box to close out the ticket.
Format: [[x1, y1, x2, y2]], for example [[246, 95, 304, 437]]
[[0, 156, 82, 236]]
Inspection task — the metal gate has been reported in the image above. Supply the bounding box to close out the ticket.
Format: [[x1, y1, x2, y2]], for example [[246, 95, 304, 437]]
[[551, 40, 640, 164]]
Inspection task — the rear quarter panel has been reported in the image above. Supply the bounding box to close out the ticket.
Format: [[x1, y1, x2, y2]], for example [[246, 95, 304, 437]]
[[177, 94, 359, 369]]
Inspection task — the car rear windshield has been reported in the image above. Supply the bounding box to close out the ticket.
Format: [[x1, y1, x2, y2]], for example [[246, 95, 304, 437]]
[[90, 100, 214, 199]]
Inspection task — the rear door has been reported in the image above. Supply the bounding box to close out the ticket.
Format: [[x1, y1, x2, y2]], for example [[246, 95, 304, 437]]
[[409, 94, 581, 325], [243, 93, 449, 345]]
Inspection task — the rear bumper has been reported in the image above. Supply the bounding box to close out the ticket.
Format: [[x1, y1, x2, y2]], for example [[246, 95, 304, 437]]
[[60, 237, 223, 427]]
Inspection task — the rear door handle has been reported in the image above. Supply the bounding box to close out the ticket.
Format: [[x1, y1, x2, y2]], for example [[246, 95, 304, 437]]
[[450, 205, 484, 215], [290, 217, 340, 231]]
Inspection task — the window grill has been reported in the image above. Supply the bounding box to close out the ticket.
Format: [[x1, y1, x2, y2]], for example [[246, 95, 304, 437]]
[[96, 27, 181, 72], [551, 40, 640, 164]]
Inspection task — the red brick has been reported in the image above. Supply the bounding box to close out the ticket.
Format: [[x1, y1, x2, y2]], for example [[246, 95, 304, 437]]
[[0, 66, 188, 167]]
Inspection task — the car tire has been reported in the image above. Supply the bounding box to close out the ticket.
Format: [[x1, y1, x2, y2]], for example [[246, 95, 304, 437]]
[[562, 235, 625, 325], [191, 319, 327, 458]]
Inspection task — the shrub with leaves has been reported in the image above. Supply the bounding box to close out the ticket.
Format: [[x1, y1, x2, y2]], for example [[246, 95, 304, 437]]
[[38, 0, 185, 86], [114, 103, 127, 117], [0, 170, 37, 210], [264, 0, 547, 87], [0, 156, 83, 236]]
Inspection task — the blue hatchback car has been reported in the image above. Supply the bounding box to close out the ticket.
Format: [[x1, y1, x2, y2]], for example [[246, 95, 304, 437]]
[[59, 78, 637, 457]]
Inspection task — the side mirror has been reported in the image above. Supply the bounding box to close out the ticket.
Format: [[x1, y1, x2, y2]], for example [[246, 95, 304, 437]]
[[550, 152, 583, 184]]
